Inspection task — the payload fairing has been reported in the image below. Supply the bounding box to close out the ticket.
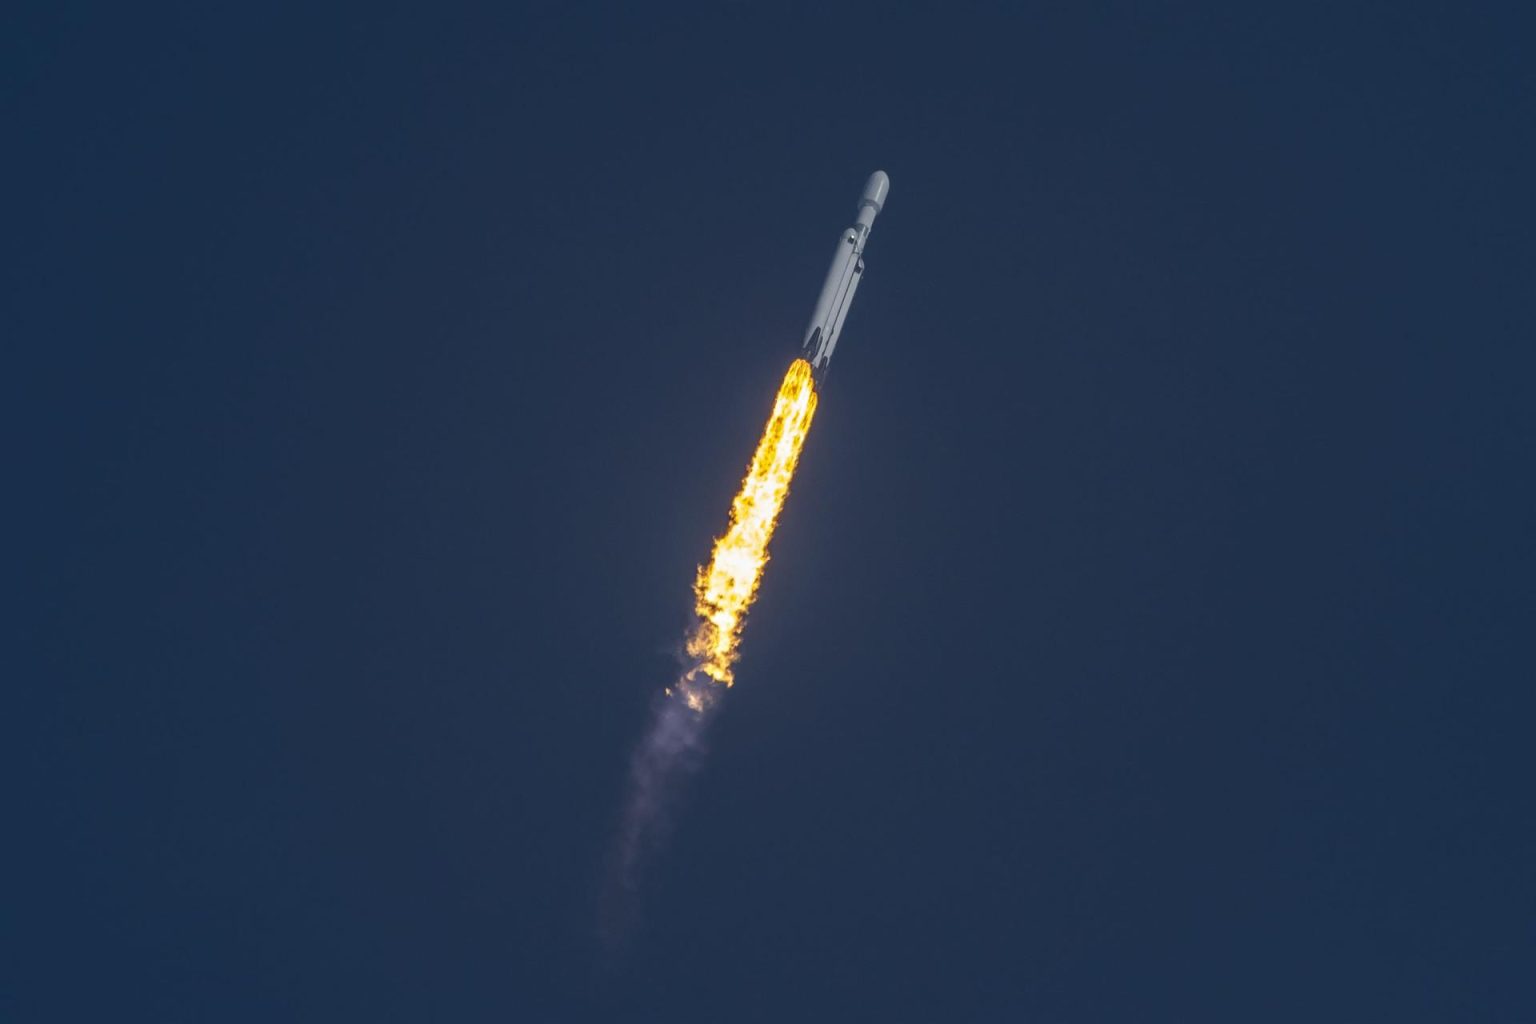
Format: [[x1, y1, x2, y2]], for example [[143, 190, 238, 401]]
[[800, 171, 890, 382]]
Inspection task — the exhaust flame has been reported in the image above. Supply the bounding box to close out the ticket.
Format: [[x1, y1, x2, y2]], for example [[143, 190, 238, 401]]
[[677, 358, 818, 708], [606, 358, 820, 949]]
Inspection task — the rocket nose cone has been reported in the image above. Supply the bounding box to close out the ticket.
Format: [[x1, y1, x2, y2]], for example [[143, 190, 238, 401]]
[[860, 170, 890, 213]]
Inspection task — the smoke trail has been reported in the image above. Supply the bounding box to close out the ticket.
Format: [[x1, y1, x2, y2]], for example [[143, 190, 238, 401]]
[[604, 360, 819, 945], [603, 695, 715, 946]]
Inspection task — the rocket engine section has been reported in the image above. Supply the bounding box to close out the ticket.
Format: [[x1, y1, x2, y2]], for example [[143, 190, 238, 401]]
[[800, 171, 889, 381]]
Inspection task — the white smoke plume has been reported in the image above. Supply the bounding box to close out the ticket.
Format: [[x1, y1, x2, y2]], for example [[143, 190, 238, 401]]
[[601, 692, 717, 950]]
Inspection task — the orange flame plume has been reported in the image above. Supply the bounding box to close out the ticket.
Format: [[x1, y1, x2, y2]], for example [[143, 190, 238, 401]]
[[676, 359, 819, 709]]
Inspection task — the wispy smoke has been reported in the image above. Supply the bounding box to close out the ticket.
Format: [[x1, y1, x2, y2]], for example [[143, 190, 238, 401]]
[[602, 690, 716, 949]]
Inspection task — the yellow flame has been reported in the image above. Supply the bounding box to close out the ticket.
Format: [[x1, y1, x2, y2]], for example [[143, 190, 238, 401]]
[[679, 359, 819, 709]]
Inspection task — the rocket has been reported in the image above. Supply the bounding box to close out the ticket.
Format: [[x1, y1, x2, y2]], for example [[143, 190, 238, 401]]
[[800, 171, 890, 382]]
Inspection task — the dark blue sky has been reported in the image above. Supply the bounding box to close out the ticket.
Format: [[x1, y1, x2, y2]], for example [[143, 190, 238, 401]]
[[11, 3, 1534, 1020]]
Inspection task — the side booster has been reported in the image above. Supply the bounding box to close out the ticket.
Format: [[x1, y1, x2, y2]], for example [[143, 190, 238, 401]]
[[800, 171, 890, 382]]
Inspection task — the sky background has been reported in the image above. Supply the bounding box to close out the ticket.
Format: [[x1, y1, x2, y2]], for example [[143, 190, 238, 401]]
[[10, 3, 1535, 1020]]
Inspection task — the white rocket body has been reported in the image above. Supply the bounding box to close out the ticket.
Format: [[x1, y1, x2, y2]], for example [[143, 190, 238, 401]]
[[800, 171, 889, 381]]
